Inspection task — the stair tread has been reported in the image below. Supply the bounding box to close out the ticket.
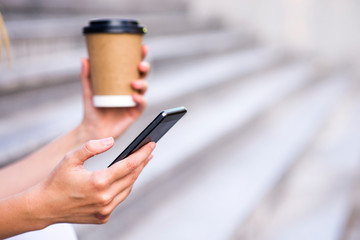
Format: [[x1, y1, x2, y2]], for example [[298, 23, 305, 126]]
[[0, 47, 279, 165], [74, 60, 319, 239], [103, 73, 350, 240], [0, 29, 251, 92], [233, 78, 360, 240]]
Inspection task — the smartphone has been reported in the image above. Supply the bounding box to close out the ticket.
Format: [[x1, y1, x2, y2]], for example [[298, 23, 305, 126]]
[[108, 107, 187, 167]]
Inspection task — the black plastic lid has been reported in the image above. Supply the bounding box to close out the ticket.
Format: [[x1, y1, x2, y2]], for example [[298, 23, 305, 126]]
[[83, 19, 146, 34]]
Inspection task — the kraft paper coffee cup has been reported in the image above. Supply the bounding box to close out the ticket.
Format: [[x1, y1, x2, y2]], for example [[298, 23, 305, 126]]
[[83, 19, 146, 107]]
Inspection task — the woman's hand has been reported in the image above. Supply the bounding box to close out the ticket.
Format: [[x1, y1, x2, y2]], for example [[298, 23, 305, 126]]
[[80, 45, 150, 140], [0, 138, 155, 238], [31, 138, 155, 226]]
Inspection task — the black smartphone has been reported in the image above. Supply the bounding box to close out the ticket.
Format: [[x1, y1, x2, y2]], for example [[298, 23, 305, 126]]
[[108, 107, 187, 167]]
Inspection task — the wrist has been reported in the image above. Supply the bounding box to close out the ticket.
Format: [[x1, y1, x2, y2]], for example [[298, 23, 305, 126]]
[[78, 118, 108, 141], [74, 122, 93, 144], [79, 119, 119, 140], [23, 183, 55, 230], [0, 184, 54, 238]]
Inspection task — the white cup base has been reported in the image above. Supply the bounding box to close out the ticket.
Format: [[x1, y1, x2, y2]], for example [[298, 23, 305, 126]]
[[93, 95, 136, 107]]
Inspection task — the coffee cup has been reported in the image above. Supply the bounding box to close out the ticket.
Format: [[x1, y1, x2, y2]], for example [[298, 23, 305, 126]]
[[83, 19, 146, 107]]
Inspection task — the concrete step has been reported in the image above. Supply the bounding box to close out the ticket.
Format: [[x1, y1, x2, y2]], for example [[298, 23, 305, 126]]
[[232, 76, 360, 240], [0, 47, 279, 166], [342, 172, 360, 240], [266, 194, 350, 240], [111, 72, 349, 240], [1, 0, 188, 15], [73, 59, 319, 239], [4, 12, 222, 61], [0, 29, 251, 93]]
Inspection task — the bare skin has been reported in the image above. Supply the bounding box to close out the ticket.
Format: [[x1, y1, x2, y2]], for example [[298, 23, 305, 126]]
[[0, 45, 153, 238], [0, 139, 155, 239]]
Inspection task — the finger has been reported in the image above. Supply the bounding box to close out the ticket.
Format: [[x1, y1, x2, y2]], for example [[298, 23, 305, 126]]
[[103, 185, 133, 215], [131, 80, 148, 94], [92, 185, 133, 223], [132, 93, 147, 113], [141, 44, 148, 60], [69, 137, 114, 166], [107, 153, 153, 194], [94, 212, 111, 223], [138, 61, 150, 78], [90, 153, 153, 223], [108, 142, 155, 181]]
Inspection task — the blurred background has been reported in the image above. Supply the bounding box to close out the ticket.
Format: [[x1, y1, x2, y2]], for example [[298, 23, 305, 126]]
[[1, 0, 360, 239]]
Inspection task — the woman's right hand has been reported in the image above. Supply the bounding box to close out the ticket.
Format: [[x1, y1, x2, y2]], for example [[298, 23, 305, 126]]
[[80, 45, 150, 141], [29, 138, 155, 227]]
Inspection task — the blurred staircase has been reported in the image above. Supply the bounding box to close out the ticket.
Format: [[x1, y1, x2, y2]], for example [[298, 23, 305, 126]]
[[1, 1, 360, 240]]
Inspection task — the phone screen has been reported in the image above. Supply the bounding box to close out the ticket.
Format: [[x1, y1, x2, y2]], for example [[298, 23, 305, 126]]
[[108, 107, 186, 167]]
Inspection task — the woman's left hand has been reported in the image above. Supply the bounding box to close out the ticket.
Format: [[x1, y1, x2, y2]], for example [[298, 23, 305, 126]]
[[79, 45, 150, 140]]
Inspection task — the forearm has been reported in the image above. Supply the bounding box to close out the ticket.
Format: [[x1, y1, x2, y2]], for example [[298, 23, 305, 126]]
[[0, 136, 154, 238], [0, 186, 50, 239], [0, 124, 90, 198]]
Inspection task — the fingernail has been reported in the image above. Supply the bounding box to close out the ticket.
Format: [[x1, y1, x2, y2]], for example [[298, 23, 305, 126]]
[[132, 81, 140, 88], [139, 61, 149, 70], [102, 137, 114, 147]]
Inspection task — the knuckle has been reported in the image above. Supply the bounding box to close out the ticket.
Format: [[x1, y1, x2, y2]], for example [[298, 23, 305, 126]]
[[83, 141, 95, 155], [125, 159, 138, 172], [91, 174, 109, 190], [98, 193, 112, 206], [63, 152, 73, 161], [99, 206, 112, 217], [94, 214, 110, 224]]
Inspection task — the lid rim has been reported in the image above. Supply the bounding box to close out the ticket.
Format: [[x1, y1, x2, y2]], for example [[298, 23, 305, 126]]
[[83, 18, 146, 35]]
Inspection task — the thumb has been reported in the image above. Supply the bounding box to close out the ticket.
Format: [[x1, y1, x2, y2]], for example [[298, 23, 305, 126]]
[[80, 58, 92, 102], [69, 137, 114, 166], [80, 57, 90, 83]]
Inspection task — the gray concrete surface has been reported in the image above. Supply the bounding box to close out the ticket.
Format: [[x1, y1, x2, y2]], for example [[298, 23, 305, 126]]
[[1, 1, 360, 240]]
